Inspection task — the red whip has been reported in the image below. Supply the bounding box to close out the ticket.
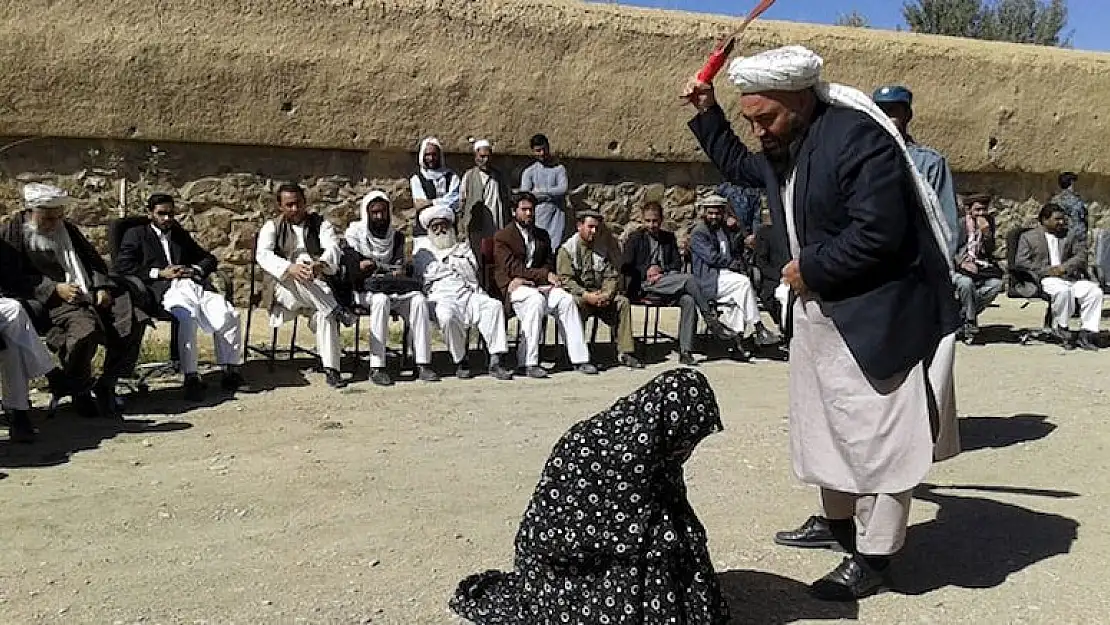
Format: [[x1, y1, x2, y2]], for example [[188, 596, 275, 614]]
[[696, 0, 778, 83]]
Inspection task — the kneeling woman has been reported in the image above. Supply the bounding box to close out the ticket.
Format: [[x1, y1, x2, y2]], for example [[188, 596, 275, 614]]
[[451, 369, 730, 624]]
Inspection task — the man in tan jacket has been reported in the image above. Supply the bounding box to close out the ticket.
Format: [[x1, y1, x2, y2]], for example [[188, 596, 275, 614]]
[[556, 211, 643, 369]]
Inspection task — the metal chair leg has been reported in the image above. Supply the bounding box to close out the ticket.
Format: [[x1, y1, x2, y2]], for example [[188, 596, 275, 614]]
[[268, 327, 278, 372]]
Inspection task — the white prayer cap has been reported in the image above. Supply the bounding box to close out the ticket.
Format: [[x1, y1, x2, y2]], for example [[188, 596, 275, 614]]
[[23, 183, 73, 210], [419, 203, 455, 229], [472, 139, 492, 152], [696, 194, 729, 208], [727, 45, 824, 94]]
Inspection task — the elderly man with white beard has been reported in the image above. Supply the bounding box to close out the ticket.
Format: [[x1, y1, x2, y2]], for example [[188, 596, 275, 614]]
[[1, 183, 147, 419], [412, 205, 514, 381], [343, 190, 436, 386]]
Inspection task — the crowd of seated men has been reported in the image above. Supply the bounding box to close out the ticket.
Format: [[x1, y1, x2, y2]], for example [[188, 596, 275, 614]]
[[2, 156, 1105, 444]]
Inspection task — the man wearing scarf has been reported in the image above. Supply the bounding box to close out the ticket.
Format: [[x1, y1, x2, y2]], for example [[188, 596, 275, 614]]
[[684, 46, 960, 600], [409, 137, 461, 238], [256, 183, 351, 389], [459, 139, 512, 257], [1, 183, 147, 419], [115, 193, 245, 399], [412, 204, 513, 381], [343, 190, 436, 386]]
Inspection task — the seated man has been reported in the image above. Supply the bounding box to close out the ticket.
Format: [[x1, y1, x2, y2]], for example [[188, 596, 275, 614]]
[[492, 192, 597, 378], [689, 194, 779, 357], [1014, 202, 1102, 351], [1, 183, 147, 418], [751, 218, 791, 334], [342, 190, 436, 386], [952, 193, 1004, 343], [623, 201, 736, 365], [256, 183, 352, 389], [557, 211, 643, 369], [115, 193, 245, 399], [409, 137, 460, 237], [412, 205, 513, 381]]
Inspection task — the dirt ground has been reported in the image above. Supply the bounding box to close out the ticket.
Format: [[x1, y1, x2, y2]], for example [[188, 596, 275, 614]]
[[1, 298, 1108, 625]]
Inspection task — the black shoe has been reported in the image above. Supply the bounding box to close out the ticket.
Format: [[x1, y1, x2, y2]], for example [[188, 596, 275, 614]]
[[456, 359, 473, 380], [619, 353, 644, 369], [752, 323, 781, 347], [961, 321, 979, 345], [518, 366, 548, 379], [678, 352, 698, 366], [325, 368, 348, 389], [418, 366, 441, 382], [73, 393, 100, 419], [489, 364, 514, 381], [773, 516, 846, 550], [45, 369, 93, 398], [7, 410, 37, 444], [183, 374, 207, 401], [93, 383, 122, 420], [1052, 326, 1076, 350], [334, 308, 356, 328], [729, 342, 752, 362], [706, 317, 739, 341], [368, 368, 393, 387], [575, 363, 599, 375], [810, 556, 888, 601], [220, 370, 245, 391], [1077, 330, 1100, 351]]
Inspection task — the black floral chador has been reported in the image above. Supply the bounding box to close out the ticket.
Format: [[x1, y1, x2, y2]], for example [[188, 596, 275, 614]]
[[451, 368, 730, 624]]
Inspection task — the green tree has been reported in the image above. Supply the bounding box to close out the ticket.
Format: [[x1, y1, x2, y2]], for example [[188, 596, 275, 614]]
[[835, 10, 871, 28], [903, 0, 1071, 46]]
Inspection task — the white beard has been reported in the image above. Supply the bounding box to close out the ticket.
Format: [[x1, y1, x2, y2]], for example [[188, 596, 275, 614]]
[[429, 231, 457, 251], [23, 221, 62, 253]]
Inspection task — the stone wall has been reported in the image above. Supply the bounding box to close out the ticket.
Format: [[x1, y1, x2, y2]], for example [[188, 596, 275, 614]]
[[1, 137, 1103, 304]]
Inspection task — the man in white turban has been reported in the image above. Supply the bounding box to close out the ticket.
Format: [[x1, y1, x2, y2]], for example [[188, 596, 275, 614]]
[[684, 46, 960, 600], [459, 139, 512, 258], [342, 190, 436, 386], [412, 205, 513, 381], [2, 183, 148, 420], [410, 137, 461, 238]]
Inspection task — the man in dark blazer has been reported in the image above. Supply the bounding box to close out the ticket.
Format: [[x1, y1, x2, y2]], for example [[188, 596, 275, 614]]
[[1, 183, 148, 419], [684, 46, 960, 600], [622, 201, 736, 365], [1013, 202, 1102, 350], [491, 192, 596, 378], [115, 194, 244, 398]]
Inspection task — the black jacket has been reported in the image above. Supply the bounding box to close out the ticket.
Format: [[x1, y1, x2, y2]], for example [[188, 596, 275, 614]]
[[621, 229, 683, 299], [114, 222, 219, 304], [689, 103, 958, 380]]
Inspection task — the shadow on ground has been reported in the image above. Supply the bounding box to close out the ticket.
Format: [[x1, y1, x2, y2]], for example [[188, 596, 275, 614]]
[[958, 413, 1056, 452], [0, 416, 192, 469], [895, 483, 1079, 595], [718, 569, 858, 624]]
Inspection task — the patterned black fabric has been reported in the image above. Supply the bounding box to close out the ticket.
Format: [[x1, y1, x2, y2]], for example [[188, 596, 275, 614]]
[[450, 368, 730, 624]]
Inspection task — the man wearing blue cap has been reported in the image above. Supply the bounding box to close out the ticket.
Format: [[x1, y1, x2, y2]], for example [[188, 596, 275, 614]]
[[873, 86, 960, 259]]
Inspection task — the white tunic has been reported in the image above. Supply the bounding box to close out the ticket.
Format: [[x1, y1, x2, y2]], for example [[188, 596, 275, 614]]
[[784, 170, 958, 495]]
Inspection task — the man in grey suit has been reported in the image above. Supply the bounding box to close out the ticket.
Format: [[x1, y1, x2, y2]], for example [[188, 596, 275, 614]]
[[1014, 203, 1102, 351]]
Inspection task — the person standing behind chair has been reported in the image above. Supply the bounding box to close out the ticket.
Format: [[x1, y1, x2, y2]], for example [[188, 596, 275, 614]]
[[623, 202, 737, 365], [1051, 172, 1088, 250], [1013, 203, 1102, 351], [951, 194, 1004, 344], [520, 134, 569, 247], [459, 139, 513, 257], [255, 183, 352, 389], [410, 136, 461, 238], [115, 193, 245, 399]]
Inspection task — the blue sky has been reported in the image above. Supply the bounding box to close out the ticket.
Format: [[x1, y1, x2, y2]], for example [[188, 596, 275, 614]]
[[605, 0, 1108, 51]]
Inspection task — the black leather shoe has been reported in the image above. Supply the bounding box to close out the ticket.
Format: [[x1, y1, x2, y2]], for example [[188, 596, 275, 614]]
[[8, 410, 37, 444], [183, 374, 206, 401], [678, 352, 698, 366], [810, 556, 888, 601], [773, 515, 847, 550], [418, 366, 441, 382], [456, 359, 473, 380], [325, 368, 348, 389], [368, 368, 394, 387]]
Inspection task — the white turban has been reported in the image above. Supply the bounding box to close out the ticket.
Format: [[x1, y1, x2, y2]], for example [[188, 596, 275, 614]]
[[472, 139, 492, 152], [696, 194, 729, 208], [23, 183, 73, 210], [727, 45, 824, 94], [419, 203, 455, 230]]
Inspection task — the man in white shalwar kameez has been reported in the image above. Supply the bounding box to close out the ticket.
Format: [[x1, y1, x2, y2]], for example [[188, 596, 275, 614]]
[[256, 183, 353, 389], [115, 193, 245, 399], [685, 46, 960, 600], [0, 295, 75, 443], [412, 205, 514, 381], [343, 190, 436, 386]]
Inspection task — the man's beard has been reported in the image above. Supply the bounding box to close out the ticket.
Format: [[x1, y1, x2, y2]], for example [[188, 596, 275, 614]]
[[429, 230, 457, 251], [23, 221, 62, 253], [763, 111, 808, 176], [369, 221, 391, 238]]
